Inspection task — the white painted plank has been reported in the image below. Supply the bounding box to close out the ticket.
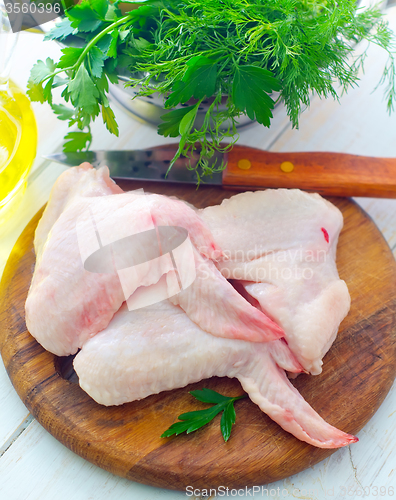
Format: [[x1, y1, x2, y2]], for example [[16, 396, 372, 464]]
[[0, 362, 30, 448], [0, 420, 196, 500], [354, 198, 396, 253]]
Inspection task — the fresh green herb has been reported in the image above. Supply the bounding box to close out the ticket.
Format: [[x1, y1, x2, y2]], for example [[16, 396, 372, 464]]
[[28, 0, 396, 180], [161, 388, 247, 442]]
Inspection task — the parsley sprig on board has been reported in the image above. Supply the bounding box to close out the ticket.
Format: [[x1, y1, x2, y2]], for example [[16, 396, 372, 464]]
[[28, 0, 396, 179], [161, 388, 247, 442]]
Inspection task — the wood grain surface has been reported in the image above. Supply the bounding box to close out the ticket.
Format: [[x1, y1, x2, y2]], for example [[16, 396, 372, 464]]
[[223, 146, 396, 198], [1, 182, 396, 491]]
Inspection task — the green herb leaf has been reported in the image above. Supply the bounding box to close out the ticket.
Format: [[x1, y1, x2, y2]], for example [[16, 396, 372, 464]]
[[101, 105, 119, 135], [220, 401, 236, 442], [58, 47, 84, 70], [161, 388, 247, 441], [161, 420, 193, 437], [29, 58, 57, 85], [104, 56, 118, 75], [51, 104, 75, 121], [158, 106, 196, 138], [43, 78, 54, 106], [132, 36, 151, 51], [87, 46, 106, 79], [26, 80, 45, 103], [105, 3, 120, 21], [166, 56, 217, 107], [189, 388, 232, 404], [27, 58, 57, 103], [107, 31, 119, 59], [63, 130, 92, 152], [96, 72, 110, 106], [68, 65, 100, 114], [232, 66, 280, 127], [96, 34, 113, 55], [178, 405, 224, 422], [44, 17, 75, 41], [67, 1, 103, 33], [178, 104, 198, 136], [90, 0, 109, 19]]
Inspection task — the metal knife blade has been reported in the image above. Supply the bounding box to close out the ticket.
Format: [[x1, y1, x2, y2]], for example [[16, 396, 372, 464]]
[[43, 149, 224, 185], [45, 145, 396, 198]]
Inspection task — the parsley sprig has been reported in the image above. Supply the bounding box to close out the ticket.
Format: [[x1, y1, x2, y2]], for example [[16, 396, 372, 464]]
[[28, 0, 396, 179], [161, 388, 247, 442]]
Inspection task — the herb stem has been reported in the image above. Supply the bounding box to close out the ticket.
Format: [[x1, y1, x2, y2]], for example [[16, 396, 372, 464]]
[[40, 15, 133, 84], [233, 394, 248, 401], [74, 15, 132, 69]]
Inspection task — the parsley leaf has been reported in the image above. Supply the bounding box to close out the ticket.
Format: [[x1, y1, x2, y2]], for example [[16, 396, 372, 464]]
[[220, 399, 236, 442], [179, 104, 198, 136], [87, 46, 106, 79], [44, 17, 75, 41], [107, 31, 119, 59], [232, 66, 281, 127], [190, 388, 232, 404], [58, 47, 84, 70], [63, 130, 92, 152], [101, 105, 119, 135], [161, 389, 247, 442], [166, 56, 218, 107], [29, 58, 56, 85], [90, 0, 109, 19], [27, 58, 57, 103], [68, 65, 100, 115], [51, 104, 75, 121], [67, 1, 104, 33], [158, 106, 196, 138]]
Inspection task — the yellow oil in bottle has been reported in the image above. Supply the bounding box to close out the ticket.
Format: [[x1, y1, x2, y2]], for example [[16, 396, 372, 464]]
[[0, 80, 37, 224]]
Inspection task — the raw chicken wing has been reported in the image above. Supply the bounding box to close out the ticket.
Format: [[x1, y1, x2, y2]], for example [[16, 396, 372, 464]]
[[74, 301, 357, 449], [201, 189, 351, 374]]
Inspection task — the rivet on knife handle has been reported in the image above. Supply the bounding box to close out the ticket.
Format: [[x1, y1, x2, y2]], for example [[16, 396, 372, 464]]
[[237, 158, 252, 170], [280, 161, 295, 173]]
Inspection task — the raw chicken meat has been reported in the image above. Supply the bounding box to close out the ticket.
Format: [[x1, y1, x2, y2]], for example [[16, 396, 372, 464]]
[[26, 165, 282, 356], [34, 162, 122, 259], [73, 301, 357, 449], [26, 165, 354, 449], [168, 247, 284, 342], [201, 189, 351, 375]]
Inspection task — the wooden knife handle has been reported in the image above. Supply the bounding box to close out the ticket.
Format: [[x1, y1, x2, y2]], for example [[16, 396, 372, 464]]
[[222, 146, 396, 197]]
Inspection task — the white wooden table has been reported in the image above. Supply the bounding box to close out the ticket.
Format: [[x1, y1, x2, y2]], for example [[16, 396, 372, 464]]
[[1, 8, 396, 500]]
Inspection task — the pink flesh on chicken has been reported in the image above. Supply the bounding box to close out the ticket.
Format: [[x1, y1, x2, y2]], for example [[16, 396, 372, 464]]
[[26, 165, 283, 356], [201, 189, 351, 375], [74, 301, 357, 449], [169, 247, 284, 342]]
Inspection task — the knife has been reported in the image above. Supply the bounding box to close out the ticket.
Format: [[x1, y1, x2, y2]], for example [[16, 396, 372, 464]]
[[44, 144, 396, 198]]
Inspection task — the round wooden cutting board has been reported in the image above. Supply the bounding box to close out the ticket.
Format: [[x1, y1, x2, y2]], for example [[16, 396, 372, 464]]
[[1, 181, 396, 491]]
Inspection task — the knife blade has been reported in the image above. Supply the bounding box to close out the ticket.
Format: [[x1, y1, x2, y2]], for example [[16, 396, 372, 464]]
[[44, 144, 396, 198], [43, 147, 223, 185]]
